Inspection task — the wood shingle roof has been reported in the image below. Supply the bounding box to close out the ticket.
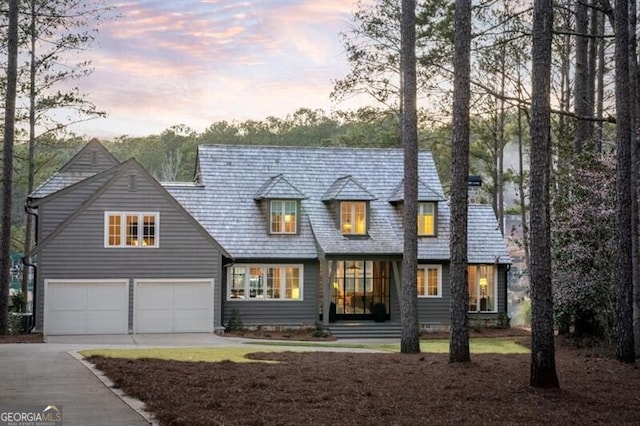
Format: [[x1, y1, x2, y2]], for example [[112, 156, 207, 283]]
[[166, 144, 510, 264]]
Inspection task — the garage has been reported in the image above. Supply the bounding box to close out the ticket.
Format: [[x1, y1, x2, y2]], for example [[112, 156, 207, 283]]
[[44, 279, 129, 335], [134, 279, 214, 333]]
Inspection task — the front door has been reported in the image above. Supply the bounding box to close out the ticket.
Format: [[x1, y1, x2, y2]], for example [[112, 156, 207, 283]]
[[332, 260, 390, 320]]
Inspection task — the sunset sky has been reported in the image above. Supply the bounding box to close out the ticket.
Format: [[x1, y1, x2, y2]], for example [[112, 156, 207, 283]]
[[70, 0, 370, 138]]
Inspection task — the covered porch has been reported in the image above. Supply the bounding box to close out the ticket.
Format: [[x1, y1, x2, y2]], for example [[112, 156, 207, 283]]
[[318, 257, 403, 325]]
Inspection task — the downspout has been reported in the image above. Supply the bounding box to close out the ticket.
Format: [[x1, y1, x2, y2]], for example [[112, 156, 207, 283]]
[[504, 263, 510, 318], [221, 259, 234, 330], [22, 257, 37, 333], [24, 201, 38, 332]]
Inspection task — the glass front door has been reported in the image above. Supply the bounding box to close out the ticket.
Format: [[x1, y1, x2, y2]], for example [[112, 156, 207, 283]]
[[331, 260, 390, 320]]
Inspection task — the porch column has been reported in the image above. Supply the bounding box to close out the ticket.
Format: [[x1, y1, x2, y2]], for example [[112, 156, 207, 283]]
[[322, 258, 338, 326], [392, 260, 402, 303], [322, 257, 330, 326]]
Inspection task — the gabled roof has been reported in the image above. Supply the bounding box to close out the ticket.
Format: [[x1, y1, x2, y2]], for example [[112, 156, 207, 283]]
[[168, 145, 458, 259], [253, 174, 306, 200], [59, 138, 119, 173], [29, 162, 126, 207], [467, 204, 511, 264], [28, 158, 229, 258], [387, 178, 447, 203], [30, 139, 120, 199], [321, 175, 377, 202]]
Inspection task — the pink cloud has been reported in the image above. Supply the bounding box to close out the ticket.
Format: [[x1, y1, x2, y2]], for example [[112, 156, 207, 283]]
[[66, 0, 374, 138]]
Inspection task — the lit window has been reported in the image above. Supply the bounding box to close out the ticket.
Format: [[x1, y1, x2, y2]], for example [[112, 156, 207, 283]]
[[227, 265, 303, 301], [108, 215, 121, 246], [417, 265, 441, 297], [230, 267, 246, 299], [105, 212, 159, 248], [468, 265, 496, 312], [285, 266, 301, 300], [418, 202, 436, 236], [341, 201, 367, 235], [270, 200, 297, 234]]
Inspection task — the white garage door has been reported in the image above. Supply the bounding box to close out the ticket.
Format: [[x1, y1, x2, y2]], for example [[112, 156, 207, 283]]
[[44, 280, 129, 335], [134, 279, 214, 333]]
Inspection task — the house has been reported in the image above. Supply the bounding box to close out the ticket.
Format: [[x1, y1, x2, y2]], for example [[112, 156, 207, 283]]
[[26, 140, 510, 335]]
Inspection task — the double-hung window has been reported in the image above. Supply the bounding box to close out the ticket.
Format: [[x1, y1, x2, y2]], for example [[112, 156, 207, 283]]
[[418, 202, 436, 236], [341, 201, 367, 235], [417, 265, 441, 297], [228, 265, 302, 300], [105, 212, 159, 248], [270, 200, 297, 234]]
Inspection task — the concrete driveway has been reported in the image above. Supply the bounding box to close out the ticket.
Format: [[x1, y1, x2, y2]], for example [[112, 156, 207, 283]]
[[0, 342, 151, 425]]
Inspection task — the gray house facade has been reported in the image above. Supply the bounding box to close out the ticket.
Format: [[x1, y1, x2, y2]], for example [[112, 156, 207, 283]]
[[28, 140, 227, 334], [27, 141, 510, 335]]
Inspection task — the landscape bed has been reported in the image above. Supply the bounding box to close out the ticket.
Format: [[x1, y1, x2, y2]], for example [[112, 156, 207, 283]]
[[87, 338, 640, 425]]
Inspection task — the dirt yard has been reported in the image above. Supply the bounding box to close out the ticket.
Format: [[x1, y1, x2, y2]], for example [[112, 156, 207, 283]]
[[88, 336, 640, 426]]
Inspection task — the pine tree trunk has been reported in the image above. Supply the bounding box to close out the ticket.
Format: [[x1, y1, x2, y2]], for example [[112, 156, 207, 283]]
[[595, 6, 605, 151], [22, 0, 38, 302], [400, 0, 420, 354], [628, 0, 640, 360], [449, 0, 471, 363], [574, 0, 591, 154], [587, 0, 598, 128], [614, 0, 636, 363], [529, 0, 560, 388], [0, 0, 20, 335]]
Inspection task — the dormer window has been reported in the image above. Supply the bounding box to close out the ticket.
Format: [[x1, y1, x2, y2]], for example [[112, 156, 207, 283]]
[[418, 202, 436, 236], [341, 201, 367, 235], [270, 200, 297, 234]]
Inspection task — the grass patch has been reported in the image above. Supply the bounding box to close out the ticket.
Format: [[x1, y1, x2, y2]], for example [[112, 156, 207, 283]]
[[246, 337, 528, 354], [80, 338, 528, 363], [376, 338, 529, 354], [243, 341, 372, 349], [80, 347, 277, 363]]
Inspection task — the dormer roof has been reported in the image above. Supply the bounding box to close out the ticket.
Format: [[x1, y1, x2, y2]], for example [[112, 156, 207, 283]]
[[387, 178, 447, 204], [253, 174, 306, 200], [321, 175, 377, 202]]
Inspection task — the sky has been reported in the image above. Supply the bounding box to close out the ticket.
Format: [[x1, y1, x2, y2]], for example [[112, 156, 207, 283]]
[[69, 0, 370, 139]]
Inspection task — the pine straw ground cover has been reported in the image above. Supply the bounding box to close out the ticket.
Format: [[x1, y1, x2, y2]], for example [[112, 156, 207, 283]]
[[87, 337, 640, 426]]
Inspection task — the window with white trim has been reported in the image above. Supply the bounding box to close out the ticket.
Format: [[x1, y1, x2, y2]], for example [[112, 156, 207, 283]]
[[418, 202, 436, 236], [468, 264, 497, 312], [228, 265, 303, 300], [270, 200, 297, 234], [105, 212, 159, 248], [417, 265, 441, 297], [341, 201, 367, 235]]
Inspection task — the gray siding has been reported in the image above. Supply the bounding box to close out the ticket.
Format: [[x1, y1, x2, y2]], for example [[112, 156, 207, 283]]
[[35, 167, 221, 331], [417, 263, 450, 326], [222, 260, 318, 327], [63, 147, 118, 173], [415, 263, 509, 327], [38, 174, 114, 237]]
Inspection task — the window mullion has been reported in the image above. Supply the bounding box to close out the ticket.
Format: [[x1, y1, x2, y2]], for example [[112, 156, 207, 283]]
[[262, 267, 267, 298], [120, 213, 126, 247], [245, 267, 250, 297], [282, 266, 287, 299]]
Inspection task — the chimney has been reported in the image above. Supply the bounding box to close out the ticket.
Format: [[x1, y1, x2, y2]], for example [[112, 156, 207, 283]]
[[467, 175, 482, 204]]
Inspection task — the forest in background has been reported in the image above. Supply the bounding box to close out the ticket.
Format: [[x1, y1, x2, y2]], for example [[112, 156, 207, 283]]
[[1, 0, 636, 359]]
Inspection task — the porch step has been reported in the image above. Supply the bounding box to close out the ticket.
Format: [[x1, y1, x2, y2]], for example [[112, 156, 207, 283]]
[[328, 322, 402, 339]]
